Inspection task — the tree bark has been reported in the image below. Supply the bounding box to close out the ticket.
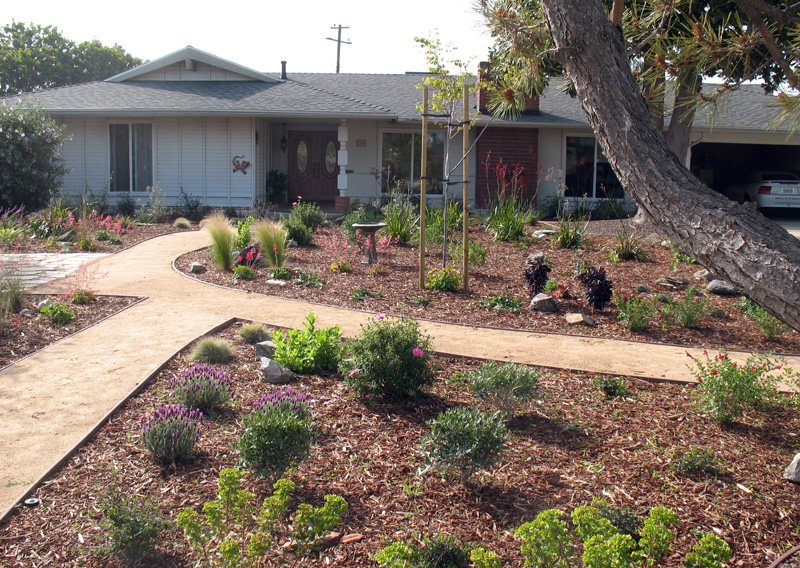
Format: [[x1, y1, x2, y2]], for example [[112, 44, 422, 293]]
[[540, 0, 800, 331], [665, 70, 702, 164]]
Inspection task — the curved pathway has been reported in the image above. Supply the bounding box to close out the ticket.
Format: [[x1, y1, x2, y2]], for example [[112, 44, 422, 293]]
[[2, 230, 799, 519]]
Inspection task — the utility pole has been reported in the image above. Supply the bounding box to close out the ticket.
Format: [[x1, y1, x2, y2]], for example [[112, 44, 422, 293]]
[[326, 25, 351, 73]]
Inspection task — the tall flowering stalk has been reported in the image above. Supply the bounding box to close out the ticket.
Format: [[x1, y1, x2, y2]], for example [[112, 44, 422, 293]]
[[171, 364, 234, 411], [139, 404, 202, 464]]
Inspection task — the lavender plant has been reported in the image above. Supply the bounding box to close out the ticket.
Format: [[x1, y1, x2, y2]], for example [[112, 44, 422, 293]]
[[139, 404, 202, 464], [171, 364, 234, 412], [253, 387, 311, 419]]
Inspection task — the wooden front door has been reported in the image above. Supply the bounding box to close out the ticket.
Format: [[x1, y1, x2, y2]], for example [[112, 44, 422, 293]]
[[287, 132, 339, 202]]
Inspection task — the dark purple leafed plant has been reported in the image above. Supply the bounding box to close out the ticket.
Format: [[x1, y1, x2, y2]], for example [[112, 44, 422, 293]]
[[579, 266, 614, 311], [253, 388, 311, 419], [139, 404, 202, 464], [523, 260, 551, 298], [170, 364, 234, 411]]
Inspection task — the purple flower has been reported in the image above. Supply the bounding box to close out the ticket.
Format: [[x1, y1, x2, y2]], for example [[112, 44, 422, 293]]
[[375, 313, 386, 321], [348, 368, 359, 377], [412, 348, 424, 357]]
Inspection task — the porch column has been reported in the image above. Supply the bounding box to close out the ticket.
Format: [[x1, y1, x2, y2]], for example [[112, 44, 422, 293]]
[[336, 120, 350, 211]]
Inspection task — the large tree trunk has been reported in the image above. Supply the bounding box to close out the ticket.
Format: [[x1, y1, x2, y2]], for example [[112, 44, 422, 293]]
[[665, 69, 702, 163], [540, 0, 800, 331]]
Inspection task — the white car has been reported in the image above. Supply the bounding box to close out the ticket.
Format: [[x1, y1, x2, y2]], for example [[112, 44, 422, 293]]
[[725, 172, 800, 208]]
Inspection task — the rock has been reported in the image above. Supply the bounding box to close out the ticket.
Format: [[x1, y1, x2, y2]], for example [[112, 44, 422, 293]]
[[265, 279, 289, 287], [530, 293, 559, 313], [57, 229, 75, 242], [693, 269, 713, 282], [655, 276, 689, 290], [532, 230, 555, 240], [190, 262, 206, 274], [526, 252, 547, 264], [340, 534, 364, 545], [566, 313, 596, 326], [783, 453, 800, 482], [260, 357, 295, 384], [36, 299, 53, 311], [287, 239, 298, 247], [18, 309, 33, 317], [255, 340, 277, 358], [319, 532, 342, 547], [706, 279, 738, 297]]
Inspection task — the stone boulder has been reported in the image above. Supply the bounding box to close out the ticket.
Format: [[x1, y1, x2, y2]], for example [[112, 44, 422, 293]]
[[36, 298, 53, 311], [530, 293, 559, 313], [783, 453, 800, 483], [255, 340, 278, 358], [265, 279, 289, 287], [565, 313, 596, 326], [526, 252, 547, 264], [260, 357, 295, 384], [190, 262, 207, 274], [706, 279, 738, 297], [693, 268, 713, 282], [655, 276, 689, 290]]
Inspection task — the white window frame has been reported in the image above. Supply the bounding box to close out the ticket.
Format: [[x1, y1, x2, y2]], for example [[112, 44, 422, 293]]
[[108, 121, 155, 193]]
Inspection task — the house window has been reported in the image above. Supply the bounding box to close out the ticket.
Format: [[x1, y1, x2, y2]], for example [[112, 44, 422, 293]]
[[564, 136, 624, 199], [109, 123, 153, 192], [381, 132, 445, 194]]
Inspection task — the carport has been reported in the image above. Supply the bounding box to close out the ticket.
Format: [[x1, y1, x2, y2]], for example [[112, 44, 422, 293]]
[[690, 142, 800, 194]]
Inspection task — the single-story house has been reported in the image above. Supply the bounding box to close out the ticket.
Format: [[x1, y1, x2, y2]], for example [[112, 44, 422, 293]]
[[5, 45, 799, 211]]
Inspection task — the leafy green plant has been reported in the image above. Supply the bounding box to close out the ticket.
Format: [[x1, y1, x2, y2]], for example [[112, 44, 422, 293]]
[[451, 241, 488, 267], [271, 313, 342, 373], [593, 375, 630, 398], [375, 534, 473, 568], [422, 200, 463, 245], [284, 200, 326, 246], [171, 364, 234, 412], [179, 189, 204, 221], [419, 406, 509, 486], [671, 447, 719, 476], [252, 220, 287, 268], [40, 301, 73, 325], [465, 361, 540, 417], [135, 205, 154, 224], [579, 267, 613, 311], [689, 349, 797, 423], [100, 482, 169, 558], [239, 322, 270, 344], [670, 245, 697, 274], [684, 533, 733, 568], [293, 269, 325, 289], [27, 198, 74, 239], [115, 192, 137, 217], [233, 264, 257, 280], [342, 316, 435, 399], [237, 404, 314, 481], [609, 222, 649, 262], [406, 295, 433, 307], [173, 217, 192, 229], [331, 258, 352, 273], [177, 468, 348, 566], [487, 190, 533, 241], [382, 191, 418, 245], [268, 266, 291, 280], [68, 288, 96, 305], [736, 297, 792, 338], [425, 266, 461, 292], [253, 387, 311, 419], [206, 212, 236, 271], [476, 293, 523, 312], [233, 215, 255, 249], [351, 286, 384, 302], [93, 229, 111, 241], [659, 288, 708, 328], [139, 404, 202, 464], [553, 214, 587, 248], [190, 336, 234, 364], [615, 293, 655, 331], [523, 259, 551, 297]]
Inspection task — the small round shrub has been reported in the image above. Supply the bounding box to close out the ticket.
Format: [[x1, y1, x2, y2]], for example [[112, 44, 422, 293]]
[[466, 361, 540, 418], [593, 375, 630, 398], [419, 406, 509, 486], [39, 301, 73, 325], [253, 387, 311, 419], [139, 404, 202, 464], [238, 322, 270, 344], [190, 337, 234, 364], [237, 405, 314, 481], [69, 289, 96, 305], [283, 217, 314, 246], [232, 264, 257, 280], [170, 364, 234, 411], [173, 217, 192, 229], [342, 316, 435, 399], [425, 266, 461, 292], [101, 484, 170, 558]]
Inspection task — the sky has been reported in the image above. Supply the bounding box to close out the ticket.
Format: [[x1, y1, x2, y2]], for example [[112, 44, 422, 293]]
[[4, 0, 495, 75]]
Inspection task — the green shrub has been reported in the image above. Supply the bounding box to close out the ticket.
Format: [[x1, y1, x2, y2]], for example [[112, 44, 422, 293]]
[[486, 191, 533, 241], [331, 258, 352, 273], [465, 361, 540, 417], [0, 259, 24, 322], [239, 322, 270, 344], [420, 406, 509, 486], [100, 482, 169, 558], [0, 103, 69, 210], [350, 286, 383, 302], [659, 288, 708, 329], [671, 447, 719, 476], [139, 404, 202, 464], [452, 241, 487, 268], [253, 387, 311, 419], [116, 192, 137, 217], [268, 266, 291, 280], [406, 295, 433, 307], [289, 200, 326, 232], [252, 219, 288, 267], [179, 189, 205, 221], [27, 198, 74, 238], [93, 229, 111, 242], [553, 215, 587, 248], [233, 216, 255, 249], [375, 534, 472, 568], [271, 313, 342, 373], [135, 206, 154, 224], [177, 469, 347, 565], [689, 350, 797, 423], [232, 264, 256, 280], [237, 405, 314, 481], [382, 191, 418, 245], [173, 217, 192, 229], [293, 269, 325, 289], [422, 200, 463, 245], [609, 223, 649, 262], [190, 336, 234, 364], [171, 364, 234, 412], [342, 316, 435, 399], [736, 297, 792, 338], [69, 288, 96, 305], [593, 375, 630, 398], [425, 266, 461, 292], [476, 293, 523, 313], [40, 301, 73, 325], [615, 293, 655, 331], [206, 212, 236, 271], [684, 533, 733, 568]]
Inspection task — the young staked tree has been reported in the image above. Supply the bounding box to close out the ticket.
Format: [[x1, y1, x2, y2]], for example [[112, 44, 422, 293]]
[[477, 0, 800, 331]]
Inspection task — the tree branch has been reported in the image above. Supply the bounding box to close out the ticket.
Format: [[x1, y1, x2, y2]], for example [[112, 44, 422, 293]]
[[734, 0, 800, 89]]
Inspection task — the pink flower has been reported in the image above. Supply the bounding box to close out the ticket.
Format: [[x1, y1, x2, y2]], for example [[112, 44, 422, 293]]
[[348, 369, 359, 377], [412, 348, 424, 357], [375, 313, 386, 320]]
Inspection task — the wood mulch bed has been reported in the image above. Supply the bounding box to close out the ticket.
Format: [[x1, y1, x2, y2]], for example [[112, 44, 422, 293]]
[[175, 220, 800, 354], [1, 322, 799, 567]]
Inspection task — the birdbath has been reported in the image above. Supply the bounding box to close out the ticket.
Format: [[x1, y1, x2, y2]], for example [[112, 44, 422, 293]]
[[352, 222, 387, 264]]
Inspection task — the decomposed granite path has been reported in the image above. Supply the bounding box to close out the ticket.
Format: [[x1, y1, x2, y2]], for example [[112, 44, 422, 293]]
[[2, 229, 799, 520]]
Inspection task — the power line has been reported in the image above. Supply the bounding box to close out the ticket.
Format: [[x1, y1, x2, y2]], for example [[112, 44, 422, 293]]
[[326, 24, 352, 74]]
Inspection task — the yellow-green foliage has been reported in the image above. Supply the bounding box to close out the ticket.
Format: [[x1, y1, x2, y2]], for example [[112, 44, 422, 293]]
[[206, 212, 235, 270]]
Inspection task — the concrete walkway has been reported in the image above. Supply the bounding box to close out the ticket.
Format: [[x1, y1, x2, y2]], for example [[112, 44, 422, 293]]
[[1, 230, 799, 520]]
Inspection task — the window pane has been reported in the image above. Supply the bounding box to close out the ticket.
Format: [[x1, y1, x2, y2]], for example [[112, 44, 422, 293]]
[[109, 124, 130, 192], [325, 140, 337, 174], [423, 132, 444, 195], [132, 123, 152, 192], [565, 136, 595, 198], [297, 140, 308, 173], [595, 146, 624, 199], [381, 132, 413, 192]]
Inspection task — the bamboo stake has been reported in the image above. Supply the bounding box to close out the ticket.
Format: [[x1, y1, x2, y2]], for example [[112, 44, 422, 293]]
[[419, 87, 428, 290], [462, 83, 470, 293]]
